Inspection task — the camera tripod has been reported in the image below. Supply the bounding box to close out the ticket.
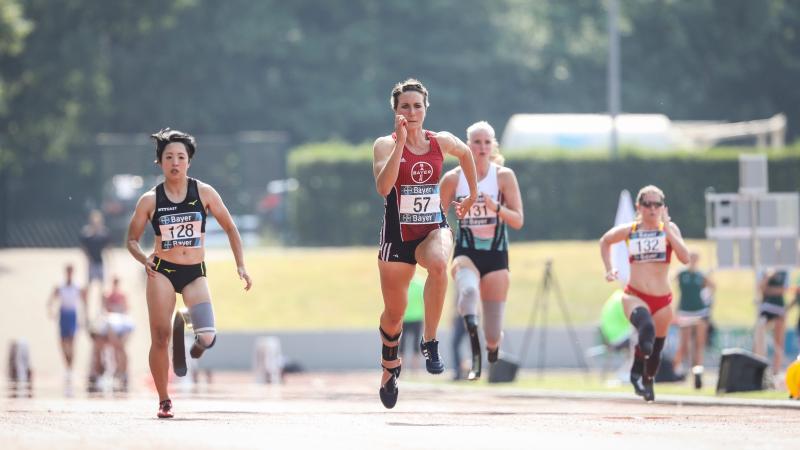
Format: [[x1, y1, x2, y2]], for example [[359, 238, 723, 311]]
[[519, 259, 589, 374]]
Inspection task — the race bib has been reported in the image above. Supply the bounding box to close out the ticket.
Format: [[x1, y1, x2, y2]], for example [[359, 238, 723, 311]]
[[459, 194, 498, 239], [399, 184, 442, 225], [629, 231, 667, 262], [159, 212, 202, 250]]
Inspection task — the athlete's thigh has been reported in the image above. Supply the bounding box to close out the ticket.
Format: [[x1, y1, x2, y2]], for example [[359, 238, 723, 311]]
[[451, 255, 478, 279], [693, 321, 708, 344], [181, 276, 212, 308], [678, 326, 691, 344], [480, 269, 510, 301], [146, 273, 177, 332], [652, 305, 673, 336], [621, 294, 648, 318], [378, 260, 416, 307], [774, 316, 786, 341], [415, 228, 453, 270]]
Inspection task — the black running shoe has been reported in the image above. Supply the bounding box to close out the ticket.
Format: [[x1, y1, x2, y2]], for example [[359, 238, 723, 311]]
[[487, 347, 499, 363], [630, 371, 646, 397], [379, 366, 400, 409], [467, 352, 481, 381], [157, 399, 174, 418], [420, 339, 445, 374], [642, 377, 655, 402], [694, 372, 703, 390]]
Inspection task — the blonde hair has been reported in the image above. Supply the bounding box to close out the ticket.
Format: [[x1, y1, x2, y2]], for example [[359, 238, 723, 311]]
[[466, 121, 505, 166], [635, 185, 665, 221]]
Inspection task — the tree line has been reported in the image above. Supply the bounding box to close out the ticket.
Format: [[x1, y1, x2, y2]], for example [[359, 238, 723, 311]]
[[1, 0, 799, 243]]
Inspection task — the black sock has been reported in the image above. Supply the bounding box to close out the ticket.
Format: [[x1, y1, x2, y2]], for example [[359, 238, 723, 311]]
[[631, 356, 644, 376], [645, 337, 666, 379]]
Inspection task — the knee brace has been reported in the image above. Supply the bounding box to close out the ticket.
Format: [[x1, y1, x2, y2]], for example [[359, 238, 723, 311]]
[[189, 302, 216, 348], [481, 300, 506, 348], [630, 306, 655, 356], [645, 337, 666, 378], [455, 268, 480, 317]]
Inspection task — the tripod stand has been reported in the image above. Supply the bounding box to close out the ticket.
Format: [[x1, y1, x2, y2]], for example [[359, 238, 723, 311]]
[[519, 259, 589, 374]]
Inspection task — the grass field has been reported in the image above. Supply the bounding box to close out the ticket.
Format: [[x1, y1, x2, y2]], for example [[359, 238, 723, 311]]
[[403, 370, 794, 401], [208, 240, 798, 331]]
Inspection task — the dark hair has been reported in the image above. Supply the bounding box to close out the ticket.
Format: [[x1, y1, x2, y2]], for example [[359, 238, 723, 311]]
[[390, 78, 429, 110], [151, 128, 197, 163]]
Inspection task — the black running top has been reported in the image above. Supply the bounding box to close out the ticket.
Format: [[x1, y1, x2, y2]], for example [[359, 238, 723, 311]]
[[150, 178, 207, 251]]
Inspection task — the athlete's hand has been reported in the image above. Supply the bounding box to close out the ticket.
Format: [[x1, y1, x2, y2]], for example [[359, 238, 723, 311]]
[[480, 191, 498, 213], [453, 195, 477, 220], [605, 268, 619, 282], [394, 115, 408, 142], [238, 266, 252, 291], [144, 253, 157, 278], [661, 206, 672, 227]]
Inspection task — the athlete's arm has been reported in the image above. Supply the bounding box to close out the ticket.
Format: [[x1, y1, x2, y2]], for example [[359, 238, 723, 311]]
[[47, 287, 58, 319], [373, 115, 408, 196], [437, 131, 477, 219], [126, 192, 157, 278], [481, 168, 524, 230], [665, 222, 690, 264], [201, 184, 252, 291], [599, 223, 633, 281], [438, 169, 459, 214], [703, 272, 716, 291]]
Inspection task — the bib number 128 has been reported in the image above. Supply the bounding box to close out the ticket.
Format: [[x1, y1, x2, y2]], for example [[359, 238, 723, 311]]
[[168, 223, 195, 239]]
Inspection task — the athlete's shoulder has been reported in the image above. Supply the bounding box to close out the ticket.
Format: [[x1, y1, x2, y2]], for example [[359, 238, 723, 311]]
[[431, 130, 455, 142], [132, 190, 156, 216], [496, 165, 517, 180], [441, 166, 461, 183], [430, 131, 458, 153], [196, 179, 221, 202], [138, 189, 157, 204], [374, 134, 395, 149], [194, 178, 213, 191], [443, 165, 461, 176], [496, 164, 515, 174], [666, 221, 682, 233]]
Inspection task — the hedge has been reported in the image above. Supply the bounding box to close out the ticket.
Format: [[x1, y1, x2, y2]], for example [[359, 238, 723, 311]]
[[288, 144, 800, 246]]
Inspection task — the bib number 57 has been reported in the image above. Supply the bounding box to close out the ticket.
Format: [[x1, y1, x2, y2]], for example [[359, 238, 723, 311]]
[[414, 197, 431, 213]]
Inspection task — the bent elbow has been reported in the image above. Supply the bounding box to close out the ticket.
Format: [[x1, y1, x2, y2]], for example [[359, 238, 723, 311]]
[[376, 183, 390, 197]]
